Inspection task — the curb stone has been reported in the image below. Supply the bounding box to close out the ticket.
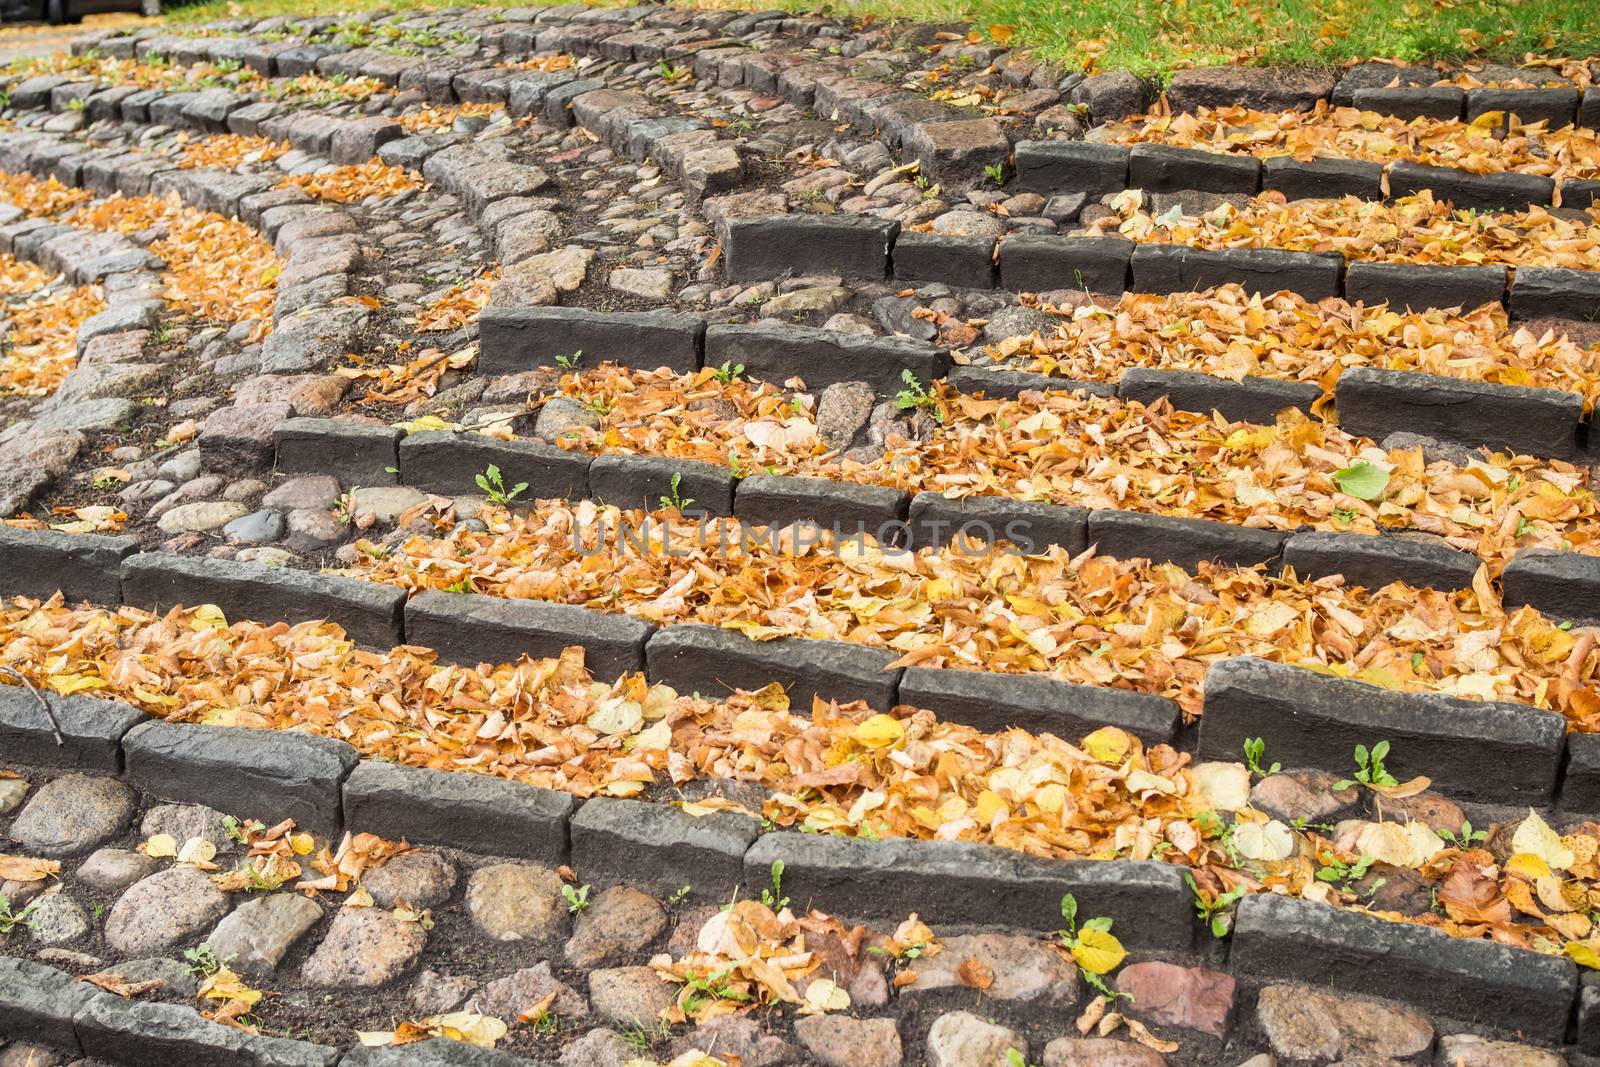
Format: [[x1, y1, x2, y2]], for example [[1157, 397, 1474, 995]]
[[478, 306, 706, 376], [74, 993, 342, 1067], [1261, 155, 1385, 200], [120, 552, 407, 650], [1129, 245, 1344, 302], [1343, 261, 1508, 312], [703, 321, 947, 396], [732, 473, 909, 539], [0, 525, 135, 605], [742, 835, 1193, 947], [1197, 656, 1566, 803], [341, 759, 574, 864], [1335, 366, 1583, 460], [1280, 530, 1480, 592], [997, 234, 1132, 295], [570, 796, 760, 899], [947, 364, 1117, 401], [1086, 510, 1286, 570], [1116, 367, 1321, 424], [891, 231, 997, 289], [896, 666, 1181, 742], [1509, 267, 1600, 323], [720, 214, 897, 281], [645, 623, 902, 710], [588, 454, 738, 517], [0, 687, 143, 772], [397, 431, 592, 500], [1231, 892, 1577, 1042], [122, 720, 358, 836], [0, 954, 106, 1053], [1502, 549, 1600, 626], [1127, 142, 1261, 194], [404, 589, 656, 680], [905, 492, 1089, 554], [273, 418, 402, 487]]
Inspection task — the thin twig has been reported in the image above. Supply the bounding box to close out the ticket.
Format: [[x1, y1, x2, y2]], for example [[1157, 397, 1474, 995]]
[[0, 666, 62, 747]]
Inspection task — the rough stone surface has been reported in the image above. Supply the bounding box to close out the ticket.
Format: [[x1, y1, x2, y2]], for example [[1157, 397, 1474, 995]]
[[465, 863, 569, 944], [301, 906, 428, 988], [1436, 1034, 1564, 1067], [104, 867, 232, 956], [559, 1027, 639, 1067], [477, 961, 589, 1020], [1256, 984, 1434, 1063], [926, 1011, 1026, 1067], [75, 847, 157, 892], [793, 1015, 901, 1067], [362, 851, 458, 910], [670, 1016, 801, 1066], [564, 885, 668, 969], [1115, 961, 1235, 1038], [208, 892, 324, 975], [906, 933, 1077, 1006], [588, 965, 678, 1027], [1042, 1039, 1169, 1067], [8, 774, 136, 856]]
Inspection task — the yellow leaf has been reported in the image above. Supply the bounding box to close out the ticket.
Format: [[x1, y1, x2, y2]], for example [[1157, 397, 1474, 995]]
[[1071, 927, 1126, 975], [1081, 726, 1131, 764], [1513, 809, 1574, 870], [289, 833, 315, 855], [1567, 942, 1600, 969], [198, 968, 262, 1006], [1506, 853, 1553, 880], [143, 834, 177, 859], [853, 714, 904, 749]]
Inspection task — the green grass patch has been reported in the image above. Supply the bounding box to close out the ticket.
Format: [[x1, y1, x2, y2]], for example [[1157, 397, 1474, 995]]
[[159, 0, 1600, 79]]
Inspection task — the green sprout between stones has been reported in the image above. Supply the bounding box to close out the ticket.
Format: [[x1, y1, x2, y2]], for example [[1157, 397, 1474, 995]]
[[660, 472, 695, 512], [475, 463, 527, 507], [1334, 740, 1399, 791], [562, 884, 590, 914], [894, 369, 942, 421], [1243, 736, 1280, 779]]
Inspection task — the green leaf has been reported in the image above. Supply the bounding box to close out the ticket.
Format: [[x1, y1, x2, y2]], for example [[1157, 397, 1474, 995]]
[[1060, 893, 1078, 930], [1332, 461, 1390, 501]]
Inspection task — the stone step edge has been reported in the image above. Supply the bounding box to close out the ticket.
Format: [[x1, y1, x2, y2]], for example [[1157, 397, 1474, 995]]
[[4, 528, 1598, 812], [722, 216, 1600, 325], [1009, 138, 1600, 212], [0, 954, 552, 1067], [0, 127, 366, 360], [68, 6, 1600, 136], [0, 626, 1581, 1047], [275, 405, 1599, 628], [474, 302, 1596, 462]]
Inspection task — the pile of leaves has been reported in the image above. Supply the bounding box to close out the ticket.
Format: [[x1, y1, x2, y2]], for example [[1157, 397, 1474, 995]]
[[342, 497, 1600, 726], [414, 270, 497, 333], [652, 903, 936, 1024], [278, 163, 423, 203], [1103, 104, 1600, 179], [496, 54, 576, 73], [984, 283, 1600, 411], [177, 133, 290, 171], [396, 103, 504, 132], [0, 253, 49, 297], [5, 51, 383, 106], [0, 172, 92, 217], [0, 280, 106, 397], [62, 190, 278, 335], [519, 365, 1600, 570], [6, 594, 1600, 965], [1087, 189, 1600, 270]]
